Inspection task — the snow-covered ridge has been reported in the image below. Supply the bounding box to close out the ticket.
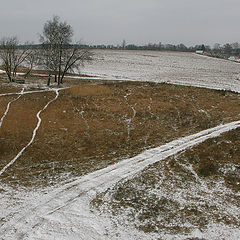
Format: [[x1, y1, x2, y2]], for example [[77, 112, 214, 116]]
[[82, 50, 240, 93], [1, 119, 240, 239]]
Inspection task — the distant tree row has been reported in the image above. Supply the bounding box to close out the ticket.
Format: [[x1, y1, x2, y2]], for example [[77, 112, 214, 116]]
[[84, 42, 240, 56], [6, 41, 240, 56], [207, 43, 240, 59]]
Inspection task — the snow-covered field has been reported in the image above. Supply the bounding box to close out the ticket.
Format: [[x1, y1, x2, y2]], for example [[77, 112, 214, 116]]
[[82, 50, 240, 93], [0, 51, 240, 239]]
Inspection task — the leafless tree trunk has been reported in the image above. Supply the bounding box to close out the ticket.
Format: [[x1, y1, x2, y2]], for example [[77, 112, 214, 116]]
[[23, 50, 38, 78]]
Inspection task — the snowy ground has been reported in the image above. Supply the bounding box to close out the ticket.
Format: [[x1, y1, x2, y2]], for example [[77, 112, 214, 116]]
[[1, 121, 240, 239], [0, 51, 240, 239], [82, 50, 240, 93]]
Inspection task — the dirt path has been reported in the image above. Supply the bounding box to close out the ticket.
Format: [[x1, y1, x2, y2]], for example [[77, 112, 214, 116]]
[[1, 119, 240, 239], [0, 89, 55, 97], [0, 89, 60, 176], [0, 88, 24, 129]]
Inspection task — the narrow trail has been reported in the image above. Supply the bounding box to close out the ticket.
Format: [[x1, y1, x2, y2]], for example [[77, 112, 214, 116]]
[[0, 89, 60, 177], [1, 119, 240, 239], [124, 91, 137, 142], [0, 89, 55, 97], [0, 88, 24, 129]]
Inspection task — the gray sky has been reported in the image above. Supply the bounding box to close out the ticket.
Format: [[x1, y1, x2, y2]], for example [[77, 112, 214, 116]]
[[0, 0, 239, 46]]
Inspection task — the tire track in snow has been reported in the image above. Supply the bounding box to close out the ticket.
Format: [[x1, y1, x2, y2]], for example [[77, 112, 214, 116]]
[[0, 89, 60, 177], [0, 88, 24, 129], [1, 119, 240, 239]]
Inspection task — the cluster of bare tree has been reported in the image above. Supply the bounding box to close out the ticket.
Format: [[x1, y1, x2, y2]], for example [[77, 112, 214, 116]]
[[0, 37, 35, 82], [207, 42, 240, 59], [0, 16, 92, 85], [39, 16, 92, 85]]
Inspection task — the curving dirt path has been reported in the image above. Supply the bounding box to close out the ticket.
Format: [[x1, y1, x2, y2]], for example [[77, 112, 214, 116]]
[[0, 88, 24, 129], [0, 89, 60, 177], [1, 119, 240, 239]]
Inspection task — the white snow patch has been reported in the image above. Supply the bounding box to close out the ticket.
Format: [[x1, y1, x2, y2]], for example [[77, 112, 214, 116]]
[[82, 50, 240, 93]]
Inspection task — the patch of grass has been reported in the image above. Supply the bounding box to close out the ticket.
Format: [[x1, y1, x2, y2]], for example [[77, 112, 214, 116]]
[[0, 82, 240, 188], [0, 92, 56, 170], [92, 128, 240, 236], [184, 129, 240, 191], [0, 95, 16, 117], [0, 84, 22, 94], [198, 162, 218, 177], [65, 84, 113, 97]]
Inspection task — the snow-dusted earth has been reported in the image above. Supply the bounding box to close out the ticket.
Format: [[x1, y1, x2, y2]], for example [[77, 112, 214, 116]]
[[0, 89, 60, 177], [0, 51, 240, 239], [82, 50, 240, 93], [1, 120, 240, 239]]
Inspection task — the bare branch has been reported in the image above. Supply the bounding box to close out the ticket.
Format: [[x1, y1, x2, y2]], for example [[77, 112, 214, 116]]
[[0, 37, 35, 82], [38, 16, 92, 85]]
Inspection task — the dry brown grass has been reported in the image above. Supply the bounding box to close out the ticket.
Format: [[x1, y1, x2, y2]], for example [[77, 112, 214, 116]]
[[65, 85, 113, 97], [0, 82, 22, 94], [182, 128, 240, 191], [0, 92, 56, 171], [0, 81, 239, 188], [92, 128, 240, 235], [0, 95, 16, 117]]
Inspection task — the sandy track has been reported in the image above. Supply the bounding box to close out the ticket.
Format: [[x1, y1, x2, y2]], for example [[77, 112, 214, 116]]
[[1, 119, 240, 239]]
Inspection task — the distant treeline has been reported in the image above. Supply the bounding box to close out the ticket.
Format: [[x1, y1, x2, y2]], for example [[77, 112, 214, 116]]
[[18, 42, 240, 57]]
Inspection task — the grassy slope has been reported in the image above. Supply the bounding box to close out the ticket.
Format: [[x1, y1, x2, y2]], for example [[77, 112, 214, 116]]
[[92, 129, 240, 239], [0, 71, 240, 238], [0, 80, 239, 189]]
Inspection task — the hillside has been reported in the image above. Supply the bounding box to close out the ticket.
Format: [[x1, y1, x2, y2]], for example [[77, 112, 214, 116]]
[[0, 67, 239, 239]]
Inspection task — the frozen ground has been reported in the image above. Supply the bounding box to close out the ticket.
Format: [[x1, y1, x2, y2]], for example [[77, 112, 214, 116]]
[[82, 50, 240, 93], [0, 51, 240, 239], [1, 121, 240, 239]]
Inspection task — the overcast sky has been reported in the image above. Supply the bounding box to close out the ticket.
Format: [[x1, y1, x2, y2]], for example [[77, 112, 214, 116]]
[[0, 0, 239, 46]]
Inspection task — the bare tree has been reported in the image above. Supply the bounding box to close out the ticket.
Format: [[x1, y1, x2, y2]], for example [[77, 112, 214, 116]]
[[39, 16, 92, 85], [122, 39, 126, 50], [23, 49, 38, 78], [0, 37, 34, 82], [231, 42, 239, 50], [213, 43, 221, 50]]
